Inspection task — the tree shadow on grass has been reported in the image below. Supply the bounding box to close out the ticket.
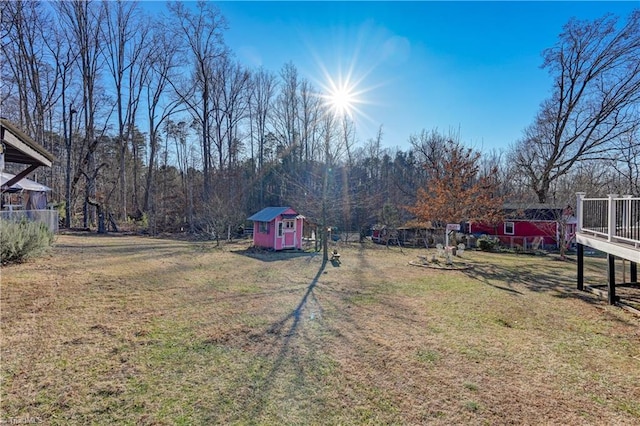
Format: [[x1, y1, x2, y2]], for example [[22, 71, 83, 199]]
[[461, 257, 584, 295], [460, 257, 638, 317], [230, 247, 318, 262], [235, 258, 328, 420]]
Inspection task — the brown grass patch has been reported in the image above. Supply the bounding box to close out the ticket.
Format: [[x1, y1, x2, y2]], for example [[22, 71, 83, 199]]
[[1, 234, 639, 424]]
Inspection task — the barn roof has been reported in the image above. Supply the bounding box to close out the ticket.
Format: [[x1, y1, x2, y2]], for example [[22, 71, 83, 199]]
[[503, 203, 564, 221], [248, 206, 295, 222]]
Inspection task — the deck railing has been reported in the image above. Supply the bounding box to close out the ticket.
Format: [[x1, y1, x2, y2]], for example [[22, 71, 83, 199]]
[[576, 193, 640, 248]]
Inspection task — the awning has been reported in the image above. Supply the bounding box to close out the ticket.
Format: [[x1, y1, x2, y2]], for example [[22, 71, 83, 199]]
[[1, 171, 51, 192]]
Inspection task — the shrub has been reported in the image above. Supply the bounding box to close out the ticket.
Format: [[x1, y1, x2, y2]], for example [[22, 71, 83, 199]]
[[477, 234, 499, 252], [0, 219, 54, 264]]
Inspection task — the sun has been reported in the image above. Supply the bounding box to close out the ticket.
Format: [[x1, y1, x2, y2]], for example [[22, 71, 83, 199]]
[[311, 43, 382, 126], [320, 74, 366, 119], [326, 82, 358, 117]]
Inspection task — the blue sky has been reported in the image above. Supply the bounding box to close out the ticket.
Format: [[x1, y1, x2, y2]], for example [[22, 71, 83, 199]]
[[145, 1, 638, 152]]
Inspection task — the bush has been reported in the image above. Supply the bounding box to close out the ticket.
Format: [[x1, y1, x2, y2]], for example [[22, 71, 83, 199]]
[[0, 219, 54, 264], [477, 234, 499, 252]]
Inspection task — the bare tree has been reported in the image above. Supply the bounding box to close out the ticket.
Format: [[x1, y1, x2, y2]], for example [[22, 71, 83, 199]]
[[166, 0, 227, 201], [209, 56, 250, 170], [609, 126, 640, 195], [298, 78, 322, 162], [512, 11, 640, 203], [272, 62, 300, 155], [320, 108, 338, 260], [58, 44, 80, 228], [248, 67, 277, 174], [56, 0, 106, 228], [350, 126, 387, 236], [101, 0, 149, 219], [246, 67, 277, 208], [142, 20, 181, 220], [198, 55, 251, 240], [409, 128, 450, 181], [2, 1, 56, 141], [479, 148, 512, 200], [224, 63, 250, 170], [165, 120, 194, 231]]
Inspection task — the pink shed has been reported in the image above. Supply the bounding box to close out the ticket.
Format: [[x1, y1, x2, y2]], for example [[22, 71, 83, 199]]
[[248, 207, 304, 251]]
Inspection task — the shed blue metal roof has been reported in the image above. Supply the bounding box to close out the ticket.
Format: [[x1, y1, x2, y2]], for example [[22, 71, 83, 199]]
[[247, 206, 294, 222]]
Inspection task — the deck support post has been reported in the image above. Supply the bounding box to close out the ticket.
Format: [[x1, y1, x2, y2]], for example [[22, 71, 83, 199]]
[[631, 262, 637, 284], [607, 254, 616, 305], [577, 243, 584, 291]]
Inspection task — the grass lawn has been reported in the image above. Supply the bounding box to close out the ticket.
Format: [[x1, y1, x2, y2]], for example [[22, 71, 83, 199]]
[[1, 233, 639, 425]]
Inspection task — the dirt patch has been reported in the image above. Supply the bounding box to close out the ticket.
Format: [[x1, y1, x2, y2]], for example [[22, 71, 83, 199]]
[[409, 255, 474, 270]]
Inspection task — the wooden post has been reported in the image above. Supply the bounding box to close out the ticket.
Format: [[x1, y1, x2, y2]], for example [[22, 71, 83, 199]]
[[577, 243, 584, 291], [631, 262, 638, 284], [607, 254, 616, 305]]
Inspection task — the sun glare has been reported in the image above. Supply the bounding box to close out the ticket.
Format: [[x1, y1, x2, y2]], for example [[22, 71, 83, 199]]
[[328, 84, 357, 116], [320, 73, 371, 120], [309, 36, 386, 127]]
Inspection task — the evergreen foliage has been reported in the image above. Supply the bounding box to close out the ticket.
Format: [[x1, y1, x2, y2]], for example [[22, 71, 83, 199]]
[[477, 235, 500, 252], [0, 219, 54, 264]]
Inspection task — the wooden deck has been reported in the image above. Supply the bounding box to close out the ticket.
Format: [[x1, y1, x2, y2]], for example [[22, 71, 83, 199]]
[[575, 193, 639, 308]]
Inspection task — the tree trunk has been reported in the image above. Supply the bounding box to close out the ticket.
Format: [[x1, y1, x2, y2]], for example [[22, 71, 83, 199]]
[[87, 197, 106, 234]]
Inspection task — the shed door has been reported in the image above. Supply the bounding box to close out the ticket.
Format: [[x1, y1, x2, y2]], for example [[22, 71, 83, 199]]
[[283, 219, 296, 248]]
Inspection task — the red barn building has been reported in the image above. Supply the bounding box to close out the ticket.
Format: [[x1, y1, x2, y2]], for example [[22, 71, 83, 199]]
[[470, 204, 576, 250]]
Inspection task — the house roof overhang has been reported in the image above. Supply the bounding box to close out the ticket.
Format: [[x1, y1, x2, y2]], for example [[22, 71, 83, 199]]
[[1, 118, 55, 193], [1, 119, 54, 167]]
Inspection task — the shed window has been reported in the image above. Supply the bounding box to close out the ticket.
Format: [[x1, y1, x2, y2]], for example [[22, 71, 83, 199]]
[[504, 222, 515, 235], [284, 220, 294, 229], [259, 222, 269, 233]]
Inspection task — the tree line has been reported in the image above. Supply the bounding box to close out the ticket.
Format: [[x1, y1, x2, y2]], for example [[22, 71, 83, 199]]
[[2, 1, 638, 238]]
